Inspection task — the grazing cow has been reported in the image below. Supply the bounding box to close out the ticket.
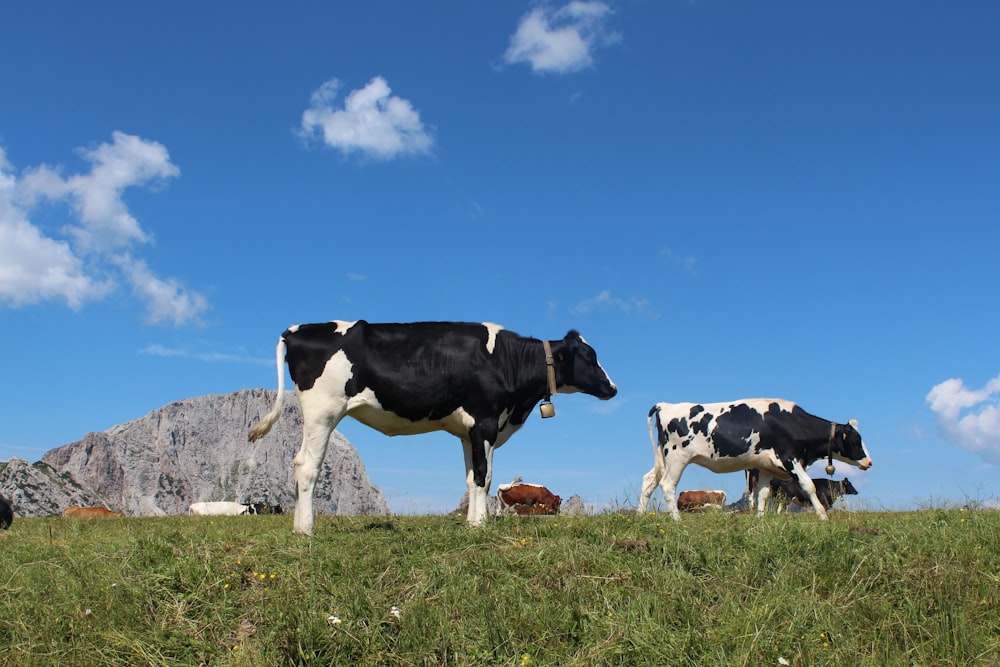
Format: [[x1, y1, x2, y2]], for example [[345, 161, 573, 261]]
[[638, 399, 872, 521], [763, 475, 859, 512], [0, 493, 12, 529], [497, 479, 562, 515], [676, 489, 727, 512], [62, 506, 125, 518], [249, 320, 617, 534], [188, 501, 265, 516]]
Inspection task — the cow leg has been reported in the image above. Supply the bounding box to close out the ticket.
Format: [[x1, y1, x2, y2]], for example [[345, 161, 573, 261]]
[[292, 408, 345, 535], [638, 464, 661, 513], [657, 463, 685, 521], [787, 461, 828, 520], [744, 470, 755, 512], [461, 431, 496, 527], [754, 471, 774, 515], [799, 478, 828, 519]]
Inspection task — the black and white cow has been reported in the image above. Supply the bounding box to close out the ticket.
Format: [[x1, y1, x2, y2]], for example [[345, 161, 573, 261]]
[[189, 501, 262, 516], [249, 320, 617, 535], [638, 399, 872, 520], [748, 471, 859, 513]]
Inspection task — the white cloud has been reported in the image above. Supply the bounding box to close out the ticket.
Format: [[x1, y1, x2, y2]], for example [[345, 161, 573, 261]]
[[119, 256, 208, 327], [926, 374, 1000, 464], [504, 1, 619, 74], [299, 77, 433, 159], [139, 343, 270, 365], [571, 289, 650, 316], [661, 246, 698, 275], [0, 154, 109, 308], [0, 134, 208, 326]]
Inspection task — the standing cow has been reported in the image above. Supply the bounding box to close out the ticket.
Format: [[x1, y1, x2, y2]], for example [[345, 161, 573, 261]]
[[249, 320, 617, 535], [639, 399, 872, 521]]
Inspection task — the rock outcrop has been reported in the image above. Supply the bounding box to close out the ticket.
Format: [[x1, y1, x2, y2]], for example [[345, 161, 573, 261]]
[[2, 389, 388, 517], [0, 458, 107, 517]]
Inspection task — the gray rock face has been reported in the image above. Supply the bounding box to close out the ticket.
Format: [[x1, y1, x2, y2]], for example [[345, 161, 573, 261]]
[[0, 457, 106, 517], [3, 389, 388, 518], [560, 494, 588, 516]]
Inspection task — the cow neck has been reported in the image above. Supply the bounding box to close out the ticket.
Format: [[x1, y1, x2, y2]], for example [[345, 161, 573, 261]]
[[541, 340, 558, 399]]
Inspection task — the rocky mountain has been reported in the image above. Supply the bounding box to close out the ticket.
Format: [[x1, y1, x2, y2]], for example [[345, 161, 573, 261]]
[[0, 458, 108, 517], [2, 389, 389, 518]]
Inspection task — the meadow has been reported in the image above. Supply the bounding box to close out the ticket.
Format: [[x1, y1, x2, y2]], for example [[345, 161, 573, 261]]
[[0, 508, 996, 666]]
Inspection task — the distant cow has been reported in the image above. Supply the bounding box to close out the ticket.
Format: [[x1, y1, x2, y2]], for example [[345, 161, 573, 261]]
[[759, 474, 859, 512], [497, 479, 562, 515], [639, 399, 873, 521], [253, 503, 283, 515], [0, 493, 12, 529], [677, 490, 726, 512], [189, 501, 263, 516], [62, 507, 124, 518], [249, 320, 616, 534]]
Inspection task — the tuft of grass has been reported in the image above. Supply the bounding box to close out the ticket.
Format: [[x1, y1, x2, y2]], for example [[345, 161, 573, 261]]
[[0, 509, 997, 666]]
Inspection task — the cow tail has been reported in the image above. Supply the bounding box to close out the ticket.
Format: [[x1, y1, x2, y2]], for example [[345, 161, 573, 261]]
[[248, 335, 288, 442], [647, 406, 664, 473]]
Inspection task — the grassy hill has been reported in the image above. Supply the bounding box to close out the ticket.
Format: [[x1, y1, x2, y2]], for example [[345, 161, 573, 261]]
[[1, 509, 996, 666]]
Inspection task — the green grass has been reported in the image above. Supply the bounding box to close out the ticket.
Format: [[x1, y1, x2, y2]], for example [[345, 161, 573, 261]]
[[1, 509, 997, 666]]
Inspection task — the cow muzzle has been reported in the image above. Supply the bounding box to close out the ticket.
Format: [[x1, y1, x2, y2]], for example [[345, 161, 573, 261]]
[[857, 458, 873, 470]]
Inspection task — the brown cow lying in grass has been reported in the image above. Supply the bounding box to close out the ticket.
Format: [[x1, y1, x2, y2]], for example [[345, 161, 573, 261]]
[[62, 506, 125, 518], [677, 490, 727, 512], [497, 479, 561, 515]]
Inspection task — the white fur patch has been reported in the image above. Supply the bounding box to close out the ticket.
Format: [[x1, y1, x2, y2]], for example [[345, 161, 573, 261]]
[[482, 322, 504, 354]]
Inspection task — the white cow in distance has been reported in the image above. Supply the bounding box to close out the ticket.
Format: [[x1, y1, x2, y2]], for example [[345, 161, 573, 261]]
[[189, 501, 259, 516]]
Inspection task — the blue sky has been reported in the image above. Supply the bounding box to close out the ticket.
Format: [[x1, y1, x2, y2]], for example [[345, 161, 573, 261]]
[[2, 1, 998, 514]]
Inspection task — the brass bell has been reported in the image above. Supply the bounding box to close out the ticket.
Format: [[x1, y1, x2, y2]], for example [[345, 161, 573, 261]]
[[825, 464, 836, 475], [540, 400, 555, 418]]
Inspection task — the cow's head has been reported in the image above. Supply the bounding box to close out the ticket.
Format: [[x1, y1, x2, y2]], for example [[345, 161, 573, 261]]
[[841, 478, 859, 495], [833, 420, 873, 470], [554, 330, 617, 400]]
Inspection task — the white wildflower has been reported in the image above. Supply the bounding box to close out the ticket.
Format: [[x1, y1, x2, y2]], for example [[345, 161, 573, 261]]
[[390, 605, 402, 619], [326, 615, 342, 626]]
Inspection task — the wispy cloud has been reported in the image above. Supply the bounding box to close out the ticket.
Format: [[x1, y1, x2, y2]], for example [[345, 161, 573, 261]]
[[504, 1, 620, 74], [571, 289, 651, 316], [661, 246, 698, 275], [926, 374, 1000, 464], [139, 343, 271, 365], [347, 272, 367, 282], [0, 133, 208, 326], [299, 77, 434, 160]]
